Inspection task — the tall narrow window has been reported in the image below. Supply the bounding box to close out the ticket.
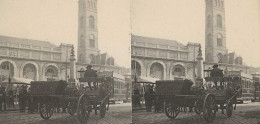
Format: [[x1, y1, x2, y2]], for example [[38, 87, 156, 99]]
[[217, 34, 223, 46], [217, 53, 223, 63], [80, 16, 84, 28], [90, 54, 95, 64], [217, 15, 222, 27], [89, 34, 95, 48], [80, 35, 85, 49], [207, 15, 211, 27], [89, 16, 95, 29]]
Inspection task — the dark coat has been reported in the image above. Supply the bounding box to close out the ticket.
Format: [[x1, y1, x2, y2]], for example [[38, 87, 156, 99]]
[[211, 68, 223, 77], [84, 69, 97, 82]]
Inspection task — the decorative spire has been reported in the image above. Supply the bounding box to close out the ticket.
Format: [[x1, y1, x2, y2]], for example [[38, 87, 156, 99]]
[[196, 44, 203, 60], [198, 44, 202, 56], [71, 45, 75, 56]]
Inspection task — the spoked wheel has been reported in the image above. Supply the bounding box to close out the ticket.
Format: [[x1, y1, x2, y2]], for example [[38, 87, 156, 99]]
[[194, 100, 203, 115], [100, 102, 106, 118], [39, 103, 54, 120], [203, 94, 216, 123], [226, 102, 233, 117], [77, 94, 91, 123], [68, 102, 77, 116], [164, 102, 180, 119]]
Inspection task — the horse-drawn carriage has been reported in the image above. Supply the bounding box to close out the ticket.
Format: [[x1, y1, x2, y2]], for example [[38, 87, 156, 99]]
[[28, 70, 111, 123], [153, 70, 241, 122]]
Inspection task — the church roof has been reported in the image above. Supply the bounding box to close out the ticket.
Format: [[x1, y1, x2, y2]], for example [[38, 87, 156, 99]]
[[132, 35, 185, 47], [0, 35, 57, 48]]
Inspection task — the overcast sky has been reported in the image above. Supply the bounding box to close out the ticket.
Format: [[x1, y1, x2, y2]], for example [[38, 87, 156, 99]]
[[132, 0, 260, 67], [0, 0, 259, 68], [0, 0, 131, 68]]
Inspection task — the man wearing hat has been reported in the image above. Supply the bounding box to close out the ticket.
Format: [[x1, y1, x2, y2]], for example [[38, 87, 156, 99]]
[[210, 64, 224, 88], [84, 65, 97, 90]]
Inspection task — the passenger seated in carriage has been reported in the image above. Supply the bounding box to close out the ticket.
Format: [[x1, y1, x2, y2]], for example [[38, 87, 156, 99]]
[[210, 64, 224, 89], [84, 65, 97, 90]]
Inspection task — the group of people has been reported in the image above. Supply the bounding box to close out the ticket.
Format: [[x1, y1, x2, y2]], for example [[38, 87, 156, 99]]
[[0, 84, 38, 113], [133, 84, 164, 112]]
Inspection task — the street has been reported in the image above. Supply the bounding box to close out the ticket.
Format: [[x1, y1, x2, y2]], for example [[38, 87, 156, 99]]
[[132, 102, 260, 124], [0, 103, 131, 124]]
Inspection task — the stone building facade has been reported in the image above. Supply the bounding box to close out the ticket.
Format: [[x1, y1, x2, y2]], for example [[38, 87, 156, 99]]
[[0, 35, 73, 81], [0, 0, 129, 84], [131, 35, 200, 82]]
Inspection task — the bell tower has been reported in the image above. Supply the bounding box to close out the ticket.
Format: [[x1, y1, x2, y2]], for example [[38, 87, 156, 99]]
[[205, 0, 228, 63], [77, 0, 99, 64]]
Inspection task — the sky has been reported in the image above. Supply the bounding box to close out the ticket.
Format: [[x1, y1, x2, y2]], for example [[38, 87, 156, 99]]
[[131, 0, 260, 67], [0, 0, 131, 68]]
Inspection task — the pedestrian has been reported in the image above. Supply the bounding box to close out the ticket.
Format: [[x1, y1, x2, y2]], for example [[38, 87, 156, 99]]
[[133, 86, 142, 109], [19, 85, 27, 112], [0, 86, 7, 112], [84, 65, 97, 90], [144, 85, 154, 112], [27, 87, 34, 114], [7, 90, 15, 108]]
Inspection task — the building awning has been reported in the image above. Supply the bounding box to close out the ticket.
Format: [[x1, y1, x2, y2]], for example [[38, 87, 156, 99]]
[[134, 76, 159, 83], [1, 77, 33, 85]]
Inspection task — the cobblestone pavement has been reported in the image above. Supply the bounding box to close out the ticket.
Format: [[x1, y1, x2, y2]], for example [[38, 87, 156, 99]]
[[132, 102, 260, 124], [0, 103, 131, 124]]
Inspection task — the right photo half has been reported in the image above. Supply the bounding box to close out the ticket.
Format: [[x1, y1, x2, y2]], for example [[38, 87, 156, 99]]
[[131, 0, 260, 124]]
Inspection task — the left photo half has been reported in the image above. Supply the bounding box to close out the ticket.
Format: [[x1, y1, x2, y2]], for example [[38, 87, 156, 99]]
[[0, 0, 131, 124]]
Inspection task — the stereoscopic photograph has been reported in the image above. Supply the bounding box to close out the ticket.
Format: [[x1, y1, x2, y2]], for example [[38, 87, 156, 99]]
[[131, 0, 260, 124], [0, 0, 131, 124], [0, 0, 260, 124]]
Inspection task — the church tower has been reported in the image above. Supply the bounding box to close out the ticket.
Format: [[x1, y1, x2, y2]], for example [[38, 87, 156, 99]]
[[77, 0, 99, 64], [205, 0, 228, 63]]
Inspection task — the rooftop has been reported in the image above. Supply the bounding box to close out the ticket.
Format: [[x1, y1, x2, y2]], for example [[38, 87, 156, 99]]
[[0, 35, 57, 48], [131, 35, 185, 47]]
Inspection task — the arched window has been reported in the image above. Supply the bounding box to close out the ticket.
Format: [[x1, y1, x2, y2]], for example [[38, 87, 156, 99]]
[[207, 34, 212, 47], [172, 65, 185, 77], [89, 16, 95, 29], [79, 54, 84, 63], [131, 60, 141, 76], [217, 53, 223, 63], [45, 66, 58, 77], [89, 34, 95, 47], [217, 15, 222, 27], [215, 0, 218, 6], [89, 54, 95, 64], [217, 34, 223, 46]]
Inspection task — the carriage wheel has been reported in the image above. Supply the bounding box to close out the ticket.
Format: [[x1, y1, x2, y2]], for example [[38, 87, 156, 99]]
[[164, 102, 180, 119], [194, 100, 203, 115], [203, 94, 216, 123], [39, 103, 54, 120], [77, 94, 90, 123], [68, 102, 77, 116], [100, 102, 106, 118], [226, 102, 233, 117]]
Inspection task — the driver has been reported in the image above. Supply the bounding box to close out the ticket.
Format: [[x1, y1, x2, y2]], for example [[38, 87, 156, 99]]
[[84, 65, 97, 90], [210, 64, 224, 88]]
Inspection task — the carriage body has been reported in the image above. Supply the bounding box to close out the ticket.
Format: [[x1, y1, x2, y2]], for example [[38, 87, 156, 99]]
[[28, 71, 111, 123], [153, 73, 241, 122]]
